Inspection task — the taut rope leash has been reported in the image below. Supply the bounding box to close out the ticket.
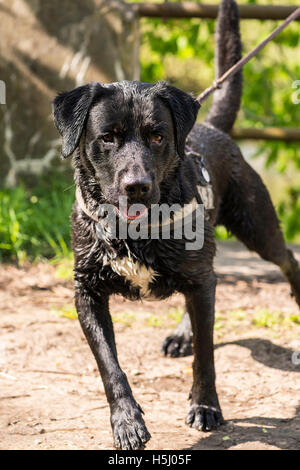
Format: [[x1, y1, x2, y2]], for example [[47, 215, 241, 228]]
[[197, 6, 300, 105]]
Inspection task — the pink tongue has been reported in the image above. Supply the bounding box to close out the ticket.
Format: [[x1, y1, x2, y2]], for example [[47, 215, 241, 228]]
[[123, 208, 147, 220]]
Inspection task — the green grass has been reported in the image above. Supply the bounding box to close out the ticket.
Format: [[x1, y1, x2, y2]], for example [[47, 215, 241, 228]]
[[51, 307, 137, 325], [52, 305, 78, 319], [53, 254, 74, 281], [111, 312, 136, 327], [145, 314, 164, 328], [0, 178, 74, 263], [167, 306, 184, 324], [252, 308, 300, 329]]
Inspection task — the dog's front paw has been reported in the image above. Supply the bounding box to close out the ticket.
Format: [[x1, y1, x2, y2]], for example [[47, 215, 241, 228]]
[[111, 401, 151, 450], [186, 403, 223, 432]]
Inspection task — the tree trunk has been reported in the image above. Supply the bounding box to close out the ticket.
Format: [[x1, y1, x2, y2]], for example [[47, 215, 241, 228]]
[[0, 0, 139, 186]]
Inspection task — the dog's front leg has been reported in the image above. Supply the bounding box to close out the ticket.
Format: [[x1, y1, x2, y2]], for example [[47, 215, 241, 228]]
[[185, 273, 224, 431], [75, 286, 151, 450]]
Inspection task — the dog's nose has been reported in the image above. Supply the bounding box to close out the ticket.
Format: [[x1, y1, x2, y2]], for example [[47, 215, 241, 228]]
[[123, 177, 152, 201]]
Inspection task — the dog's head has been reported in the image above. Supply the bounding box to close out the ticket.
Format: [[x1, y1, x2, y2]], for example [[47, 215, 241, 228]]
[[53, 81, 199, 219]]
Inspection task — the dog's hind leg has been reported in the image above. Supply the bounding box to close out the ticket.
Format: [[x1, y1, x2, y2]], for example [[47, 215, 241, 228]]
[[163, 155, 300, 359], [218, 156, 300, 308], [162, 309, 193, 357], [185, 273, 224, 431]]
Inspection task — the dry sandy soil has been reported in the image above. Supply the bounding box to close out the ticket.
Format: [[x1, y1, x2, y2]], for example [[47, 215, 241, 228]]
[[0, 242, 300, 450]]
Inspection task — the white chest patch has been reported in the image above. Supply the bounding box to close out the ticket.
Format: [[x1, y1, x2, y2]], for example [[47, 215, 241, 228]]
[[108, 256, 158, 298]]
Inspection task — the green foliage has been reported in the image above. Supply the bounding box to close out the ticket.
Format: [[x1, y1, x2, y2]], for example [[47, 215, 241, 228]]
[[278, 186, 300, 241], [0, 178, 74, 263], [214, 226, 233, 241]]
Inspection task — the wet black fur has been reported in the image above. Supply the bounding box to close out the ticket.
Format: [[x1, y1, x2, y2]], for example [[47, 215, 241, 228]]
[[53, 0, 300, 450]]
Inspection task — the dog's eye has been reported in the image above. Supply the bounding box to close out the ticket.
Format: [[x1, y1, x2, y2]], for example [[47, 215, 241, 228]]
[[152, 134, 163, 144], [101, 133, 114, 143]]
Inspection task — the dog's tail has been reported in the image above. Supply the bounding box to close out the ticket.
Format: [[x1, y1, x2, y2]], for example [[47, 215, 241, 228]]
[[205, 0, 242, 133]]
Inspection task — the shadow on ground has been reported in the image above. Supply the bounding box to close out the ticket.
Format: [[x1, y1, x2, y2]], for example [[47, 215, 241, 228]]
[[215, 338, 300, 373], [186, 339, 300, 450], [188, 406, 300, 450]]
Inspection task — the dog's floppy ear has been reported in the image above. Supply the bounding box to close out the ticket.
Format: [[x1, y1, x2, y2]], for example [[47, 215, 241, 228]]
[[52, 82, 107, 158], [154, 82, 200, 158]]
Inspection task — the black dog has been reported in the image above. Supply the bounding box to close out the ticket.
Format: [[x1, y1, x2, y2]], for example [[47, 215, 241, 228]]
[[53, 0, 300, 450]]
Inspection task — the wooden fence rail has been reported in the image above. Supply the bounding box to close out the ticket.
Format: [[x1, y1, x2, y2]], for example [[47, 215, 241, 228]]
[[231, 127, 300, 142], [129, 3, 300, 21]]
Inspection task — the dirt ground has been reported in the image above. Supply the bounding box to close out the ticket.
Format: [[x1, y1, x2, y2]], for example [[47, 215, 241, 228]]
[[0, 241, 300, 450]]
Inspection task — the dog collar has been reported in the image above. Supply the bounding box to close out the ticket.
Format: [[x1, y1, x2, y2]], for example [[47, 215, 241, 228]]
[[76, 187, 100, 223], [76, 182, 213, 231], [76, 187, 200, 225]]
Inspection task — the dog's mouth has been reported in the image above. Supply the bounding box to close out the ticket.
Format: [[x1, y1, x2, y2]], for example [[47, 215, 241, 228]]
[[115, 205, 148, 221]]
